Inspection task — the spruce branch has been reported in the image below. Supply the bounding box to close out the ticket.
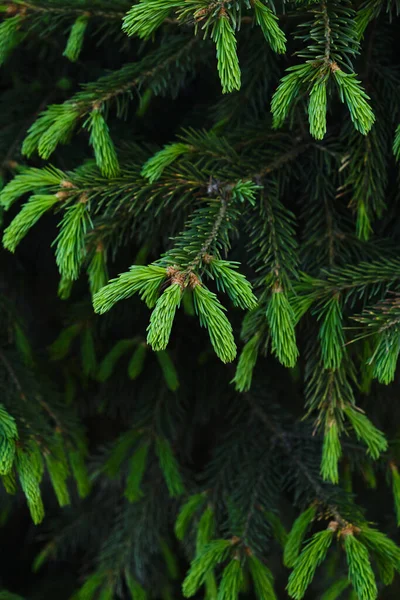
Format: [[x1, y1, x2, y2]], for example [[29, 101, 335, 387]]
[[247, 395, 349, 527], [271, 0, 374, 138], [23, 37, 199, 160]]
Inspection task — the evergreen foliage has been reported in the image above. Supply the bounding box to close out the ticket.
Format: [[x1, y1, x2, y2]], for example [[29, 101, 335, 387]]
[[0, 0, 399, 598]]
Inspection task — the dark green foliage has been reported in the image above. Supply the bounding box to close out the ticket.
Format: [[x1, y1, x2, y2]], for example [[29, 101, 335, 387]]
[[0, 1, 400, 599], [155, 436, 185, 497], [124, 442, 150, 502], [155, 351, 179, 391]]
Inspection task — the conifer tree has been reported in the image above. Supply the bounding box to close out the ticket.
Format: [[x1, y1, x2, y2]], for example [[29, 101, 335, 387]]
[[0, 0, 400, 598]]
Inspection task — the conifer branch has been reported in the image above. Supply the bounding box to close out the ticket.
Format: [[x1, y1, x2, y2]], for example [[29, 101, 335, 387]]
[[187, 192, 228, 271], [247, 395, 348, 527]]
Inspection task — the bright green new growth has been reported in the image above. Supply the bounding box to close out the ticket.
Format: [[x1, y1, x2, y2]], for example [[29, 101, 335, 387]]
[[344, 534, 377, 600], [175, 493, 206, 541], [217, 558, 244, 600], [231, 180, 260, 205], [233, 333, 260, 392], [54, 201, 92, 280], [370, 329, 400, 384], [16, 447, 45, 525], [147, 284, 182, 351], [248, 554, 277, 600], [211, 16, 241, 94], [204, 571, 218, 600], [284, 504, 317, 568], [207, 259, 258, 311], [343, 406, 387, 459], [155, 437, 185, 497], [0, 406, 18, 444], [22, 105, 80, 159], [63, 15, 89, 63], [253, 0, 286, 54], [266, 290, 298, 368], [192, 284, 237, 363], [308, 79, 327, 140], [93, 265, 167, 313], [196, 506, 215, 552], [321, 421, 342, 484], [155, 350, 179, 391], [182, 539, 232, 597], [122, 0, 182, 39], [3, 195, 59, 252], [141, 143, 190, 182], [1, 0, 400, 596], [2, 471, 17, 495], [0, 405, 18, 476], [318, 296, 345, 370], [271, 64, 311, 129], [124, 442, 150, 502], [333, 70, 375, 135], [287, 529, 334, 599], [359, 526, 400, 577], [0, 166, 65, 210], [0, 437, 15, 476], [85, 109, 120, 178]]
